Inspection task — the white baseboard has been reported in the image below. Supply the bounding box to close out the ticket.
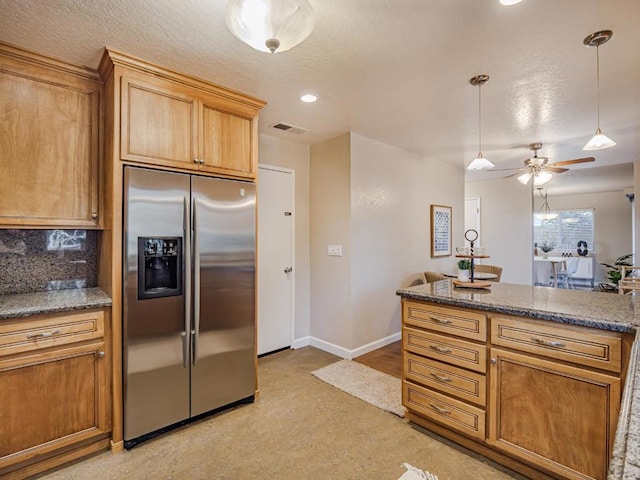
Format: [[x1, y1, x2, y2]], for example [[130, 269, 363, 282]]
[[306, 332, 401, 360], [291, 336, 311, 349]]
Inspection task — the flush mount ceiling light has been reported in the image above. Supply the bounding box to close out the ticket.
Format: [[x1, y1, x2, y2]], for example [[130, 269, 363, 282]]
[[500, 0, 523, 5], [467, 75, 495, 171], [583, 30, 616, 151], [225, 0, 315, 54], [300, 93, 317, 103]]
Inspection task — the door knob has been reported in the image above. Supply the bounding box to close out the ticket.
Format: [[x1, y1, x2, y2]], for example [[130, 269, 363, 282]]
[[284, 267, 293, 274]]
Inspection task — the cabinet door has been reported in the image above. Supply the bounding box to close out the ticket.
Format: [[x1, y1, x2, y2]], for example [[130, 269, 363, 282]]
[[199, 102, 254, 178], [120, 76, 198, 170], [488, 348, 620, 480], [0, 342, 109, 470], [0, 63, 100, 227]]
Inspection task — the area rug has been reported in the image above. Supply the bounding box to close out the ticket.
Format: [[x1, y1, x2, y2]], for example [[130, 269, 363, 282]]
[[398, 463, 440, 480], [311, 359, 405, 417]]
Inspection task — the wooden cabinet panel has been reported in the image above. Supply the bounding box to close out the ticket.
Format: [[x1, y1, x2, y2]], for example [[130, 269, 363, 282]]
[[0, 310, 104, 357], [404, 352, 486, 406], [200, 104, 253, 178], [0, 342, 109, 466], [0, 46, 100, 227], [404, 326, 486, 373], [488, 348, 620, 480], [491, 315, 623, 373], [404, 300, 486, 341], [120, 76, 197, 169], [403, 379, 486, 440]]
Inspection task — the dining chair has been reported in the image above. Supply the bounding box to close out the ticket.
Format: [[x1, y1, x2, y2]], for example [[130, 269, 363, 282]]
[[474, 264, 503, 282], [556, 258, 579, 289], [424, 271, 447, 283]]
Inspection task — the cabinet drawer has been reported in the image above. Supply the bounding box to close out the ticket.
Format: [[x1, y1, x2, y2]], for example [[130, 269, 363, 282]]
[[403, 379, 485, 440], [404, 300, 487, 341], [491, 316, 623, 373], [404, 327, 486, 373], [0, 311, 104, 357], [405, 352, 486, 407]]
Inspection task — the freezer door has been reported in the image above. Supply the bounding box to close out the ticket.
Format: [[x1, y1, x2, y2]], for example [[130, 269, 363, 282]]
[[191, 176, 256, 416], [123, 167, 191, 441]]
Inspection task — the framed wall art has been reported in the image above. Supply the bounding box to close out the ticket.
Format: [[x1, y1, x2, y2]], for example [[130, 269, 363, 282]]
[[430, 204, 452, 257]]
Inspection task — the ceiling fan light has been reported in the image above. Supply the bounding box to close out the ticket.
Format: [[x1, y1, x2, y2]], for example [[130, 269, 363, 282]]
[[534, 171, 553, 186], [583, 129, 616, 150], [467, 155, 495, 171], [517, 172, 531, 185], [225, 0, 315, 53]]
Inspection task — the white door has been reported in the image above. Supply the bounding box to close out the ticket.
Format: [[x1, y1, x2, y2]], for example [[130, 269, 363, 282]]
[[257, 165, 294, 356], [465, 197, 481, 245]]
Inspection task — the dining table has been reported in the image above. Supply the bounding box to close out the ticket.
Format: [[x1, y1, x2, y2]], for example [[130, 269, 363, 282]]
[[533, 255, 567, 287], [442, 271, 498, 280]]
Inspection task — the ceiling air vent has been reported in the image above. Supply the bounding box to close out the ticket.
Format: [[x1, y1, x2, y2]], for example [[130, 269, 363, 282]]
[[269, 122, 309, 135]]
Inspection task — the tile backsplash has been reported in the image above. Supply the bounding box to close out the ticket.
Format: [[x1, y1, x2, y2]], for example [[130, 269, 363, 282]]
[[0, 229, 98, 295]]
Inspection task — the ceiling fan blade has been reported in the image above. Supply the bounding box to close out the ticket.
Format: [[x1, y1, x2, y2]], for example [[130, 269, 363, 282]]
[[550, 157, 595, 166], [490, 167, 527, 172], [503, 171, 524, 178], [546, 167, 569, 173]]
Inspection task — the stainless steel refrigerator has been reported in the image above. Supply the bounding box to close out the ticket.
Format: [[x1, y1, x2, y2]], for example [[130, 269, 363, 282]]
[[123, 166, 256, 447]]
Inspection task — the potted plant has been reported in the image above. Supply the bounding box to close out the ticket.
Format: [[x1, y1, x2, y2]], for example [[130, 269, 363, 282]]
[[539, 241, 555, 259], [600, 254, 634, 286], [457, 259, 472, 282]]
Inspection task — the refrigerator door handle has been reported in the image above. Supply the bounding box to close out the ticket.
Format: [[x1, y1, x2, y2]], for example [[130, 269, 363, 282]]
[[182, 196, 191, 368], [192, 197, 200, 366]]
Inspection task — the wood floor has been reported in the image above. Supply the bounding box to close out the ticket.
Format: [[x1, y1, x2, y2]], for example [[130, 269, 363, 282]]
[[353, 340, 401, 378]]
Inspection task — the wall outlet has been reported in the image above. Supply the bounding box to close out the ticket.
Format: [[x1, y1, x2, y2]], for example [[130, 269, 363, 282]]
[[328, 244, 342, 256]]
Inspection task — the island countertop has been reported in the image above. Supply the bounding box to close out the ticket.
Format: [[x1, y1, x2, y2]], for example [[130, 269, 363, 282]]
[[396, 281, 640, 480], [0, 287, 112, 320]]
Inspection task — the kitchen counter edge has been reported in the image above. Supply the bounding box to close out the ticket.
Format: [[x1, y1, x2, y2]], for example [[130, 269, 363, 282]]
[[0, 288, 112, 319]]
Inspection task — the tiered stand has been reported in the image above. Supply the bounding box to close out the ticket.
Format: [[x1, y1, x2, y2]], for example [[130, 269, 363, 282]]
[[453, 229, 491, 289]]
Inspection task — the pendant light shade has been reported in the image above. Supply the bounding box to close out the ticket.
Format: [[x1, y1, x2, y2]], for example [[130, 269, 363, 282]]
[[583, 30, 615, 151], [467, 75, 495, 171], [225, 0, 315, 54]]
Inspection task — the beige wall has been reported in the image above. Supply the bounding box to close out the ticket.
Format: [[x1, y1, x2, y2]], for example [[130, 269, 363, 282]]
[[310, 133, 465, 355], [465, 178, 533, 285], [309, 134, 353, 349], [533, 190, 633, 283], [350, 133, 465, 349], [635, 161, 640, 258], [258, 134, 311, 342]]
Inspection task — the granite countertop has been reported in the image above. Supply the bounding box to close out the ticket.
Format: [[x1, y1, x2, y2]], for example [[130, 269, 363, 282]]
[[0, 287, 112, 319], [396, 280, 640, 480]]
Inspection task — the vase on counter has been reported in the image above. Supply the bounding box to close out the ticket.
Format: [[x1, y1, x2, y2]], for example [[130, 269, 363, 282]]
[[458, 269, 470, 282]]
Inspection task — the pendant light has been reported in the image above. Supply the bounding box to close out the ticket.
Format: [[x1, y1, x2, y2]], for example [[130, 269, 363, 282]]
[[467, 75, 495, 170], [583, 30, 616, 151], [225, 0, 315, 54], [536, 188, 558, 220]]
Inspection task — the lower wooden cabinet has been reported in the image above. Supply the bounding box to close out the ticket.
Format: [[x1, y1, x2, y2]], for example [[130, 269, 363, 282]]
[[0, 309, 111, 479], [401, 299, 630, 480], [488, 348, 620, 480]]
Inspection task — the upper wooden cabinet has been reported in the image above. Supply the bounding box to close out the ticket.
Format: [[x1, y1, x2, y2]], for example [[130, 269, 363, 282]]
[[0, 43, 102, 228], [107, 50, 264, 180]]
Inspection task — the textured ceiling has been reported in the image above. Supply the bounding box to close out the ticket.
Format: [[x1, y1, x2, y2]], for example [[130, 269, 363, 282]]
[[1, 0, 638, 194]]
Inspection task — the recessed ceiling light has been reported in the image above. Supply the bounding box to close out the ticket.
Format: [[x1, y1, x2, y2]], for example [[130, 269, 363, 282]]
[[500, 0, 523, 5], [300, 94, 318, 103]]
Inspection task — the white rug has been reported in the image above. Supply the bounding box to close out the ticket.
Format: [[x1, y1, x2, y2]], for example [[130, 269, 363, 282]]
[[398, 463, 440, 480], [311, 359, 405, 417]]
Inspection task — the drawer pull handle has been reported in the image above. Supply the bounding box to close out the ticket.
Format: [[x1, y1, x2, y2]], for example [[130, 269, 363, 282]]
[[430, 316, 452, 325], [430, 372, 452, 383], [26, 329, 62, 339], [531, 337, 566, 348], [429, 345, 452, 354], [429, 403, 451, 415]]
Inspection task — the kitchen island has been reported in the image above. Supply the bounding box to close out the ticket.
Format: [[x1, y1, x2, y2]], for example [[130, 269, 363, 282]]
[[396, 281, 640, 480]]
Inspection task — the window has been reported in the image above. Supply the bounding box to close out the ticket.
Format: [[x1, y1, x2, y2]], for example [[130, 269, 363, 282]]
[[533, 209, 594, 253]]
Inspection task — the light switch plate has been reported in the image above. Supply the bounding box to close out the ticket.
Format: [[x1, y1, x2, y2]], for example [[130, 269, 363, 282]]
[[328, 244, 342, 256]]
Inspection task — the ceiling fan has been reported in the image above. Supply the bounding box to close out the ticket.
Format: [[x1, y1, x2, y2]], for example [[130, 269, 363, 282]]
[[495, 143, 595, 186]]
